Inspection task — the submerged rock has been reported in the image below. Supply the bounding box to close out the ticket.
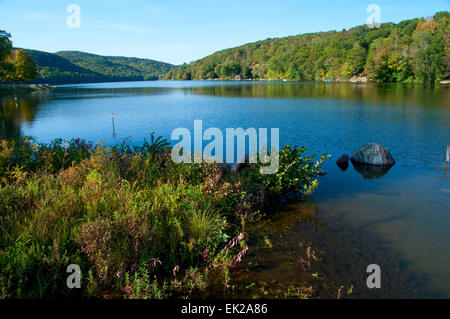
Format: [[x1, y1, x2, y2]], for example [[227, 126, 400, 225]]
[[336, 154, 349, 171], [350, 143, 395, 166]]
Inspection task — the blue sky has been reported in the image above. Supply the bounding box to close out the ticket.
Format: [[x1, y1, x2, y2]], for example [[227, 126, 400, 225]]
[[0, 0, 448, 65]]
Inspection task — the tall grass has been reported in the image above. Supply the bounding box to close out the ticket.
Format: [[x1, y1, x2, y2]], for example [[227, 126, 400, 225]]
[[0, 135, 327, 298]]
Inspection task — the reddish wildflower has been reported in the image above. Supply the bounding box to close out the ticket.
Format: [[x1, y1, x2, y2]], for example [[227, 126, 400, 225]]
[[230, 246, 249, 268], [304, 287, 314, 295], [298, 257, 306, 271], [201, 248, 209, 263], [337, 286, 344, 299], [148, 258, 162, 270], [224, 232, 247, 250], [306, 246, 312, 269], [173, 265, 180, 278], [124, 285, 133, 296]]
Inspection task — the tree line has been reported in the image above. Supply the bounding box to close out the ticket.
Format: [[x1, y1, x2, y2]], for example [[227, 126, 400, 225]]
[[15, 49, 175, 85], [163, 12, 449, 83], [1, 31, 175, 85], [54, 51, 175, 82], [0, 31, 37, 83]]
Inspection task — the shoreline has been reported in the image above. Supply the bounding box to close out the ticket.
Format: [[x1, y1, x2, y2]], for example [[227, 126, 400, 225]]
[[4, 79, 448, 87], [0, 84, 55, 92]]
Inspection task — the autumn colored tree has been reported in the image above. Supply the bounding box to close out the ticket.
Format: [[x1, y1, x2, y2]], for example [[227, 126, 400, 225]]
[[13, 49, 38, 83], [1, 33, 38, 83]]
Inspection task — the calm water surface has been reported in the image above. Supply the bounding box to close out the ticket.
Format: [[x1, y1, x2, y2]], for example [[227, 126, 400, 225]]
[[1, 81, 449, 297]]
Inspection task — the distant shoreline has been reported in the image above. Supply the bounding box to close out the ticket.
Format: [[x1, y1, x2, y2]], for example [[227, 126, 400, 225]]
[[0, 83, 55, 92], [2, 79, 448, 88]]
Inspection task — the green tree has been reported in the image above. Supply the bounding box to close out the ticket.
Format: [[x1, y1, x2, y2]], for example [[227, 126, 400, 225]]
[[410, 16, 448, 82], [13, 49, 38, 83], [0, 30, 12, 61], [0, 59, 15, 82], [345, 42, 366, 76], [251, 63, 267, 79], [0, 30, 13, 81]]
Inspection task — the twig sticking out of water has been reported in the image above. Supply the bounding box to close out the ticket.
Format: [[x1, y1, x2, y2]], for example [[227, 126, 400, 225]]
[[445, 145, 449, 176]]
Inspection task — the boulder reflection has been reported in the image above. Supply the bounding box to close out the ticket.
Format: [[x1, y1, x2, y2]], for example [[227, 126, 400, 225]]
[[350, 159, 394, 179]]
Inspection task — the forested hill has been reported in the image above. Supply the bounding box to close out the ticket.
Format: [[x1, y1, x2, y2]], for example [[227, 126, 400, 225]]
[[56, 51, 175, 81], [164, 11, 449, 83], [23, 49, 175, 84]]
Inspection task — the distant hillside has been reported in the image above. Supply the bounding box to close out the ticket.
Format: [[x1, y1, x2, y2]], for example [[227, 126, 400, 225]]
[[56, 51, 175, 81], [24, 49, 110, 84], [164, 11, 449, 83], [23, 49, 175, 84]]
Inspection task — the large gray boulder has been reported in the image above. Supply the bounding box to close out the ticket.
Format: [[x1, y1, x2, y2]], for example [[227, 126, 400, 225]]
[[350, 143, 395, 166]]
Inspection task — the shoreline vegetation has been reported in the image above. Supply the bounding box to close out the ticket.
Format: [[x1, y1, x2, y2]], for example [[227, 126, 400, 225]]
[[0, 78, 448, 94], [0, 135, 329, 298], [0, 84, 55, 92]]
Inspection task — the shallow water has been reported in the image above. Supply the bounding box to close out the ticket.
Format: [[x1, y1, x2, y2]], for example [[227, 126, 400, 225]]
[[224, 202, 439, 299], [1, 81, 449, 297]]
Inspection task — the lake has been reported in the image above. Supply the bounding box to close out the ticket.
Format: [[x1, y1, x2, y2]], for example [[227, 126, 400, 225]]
[[1, 81, 449, 297]]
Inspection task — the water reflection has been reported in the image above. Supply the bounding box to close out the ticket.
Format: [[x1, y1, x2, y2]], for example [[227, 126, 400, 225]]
[[0, 92, 49, 139], [336, 154, 350, 171], [350, 160, 395, 179], [190, 82, 449, 107], [54, 86, 176, 100]]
